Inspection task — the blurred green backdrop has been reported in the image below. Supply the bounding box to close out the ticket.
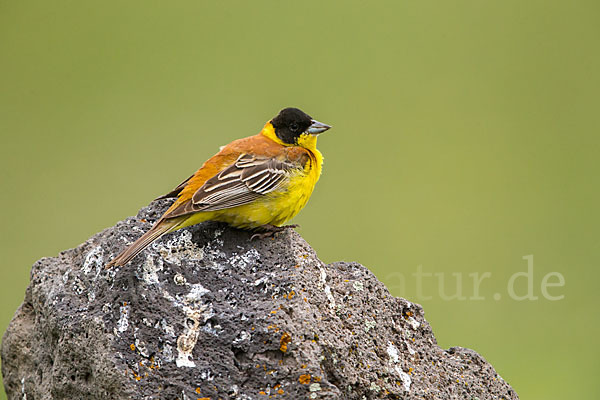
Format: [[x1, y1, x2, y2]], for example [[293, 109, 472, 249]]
[[1, 0, 599, 398]]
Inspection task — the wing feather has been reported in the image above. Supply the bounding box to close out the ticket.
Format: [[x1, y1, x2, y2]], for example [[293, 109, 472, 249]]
[[164, 154, 299, 217]]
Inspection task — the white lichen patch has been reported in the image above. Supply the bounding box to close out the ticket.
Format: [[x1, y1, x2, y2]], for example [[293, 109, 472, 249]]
[[200, 369, 215, 381], [395, 367, 412, 392], [365, 320, 376, 332], [388, 341, 412, 391], [407, 316, 420, 330], [201, 320, 220, 336], [83, 246, 103, 274], [199, 238, 228, 269], [320, 267, 336, 309], [156, 281, 214, 367], [117, 304, 130, 333], [72, 277, 85, 295], [154, 230, 204, 265], [228, 248, 260, 270], [387, 341, 400, 363], [370, 382, 381, 393], [174, 273, 186, 286], [140, 255, 162, 285], [352, 281, 364, 291], [160, 319, 176, 337], [309, 383, 322, 392], [176, 308, 206, 368], [134, 337, 149, 357], [253, 275, 269, 287], [232, 330, 251, 345], [184, 283, 210, 304], [162, 343, 174, 362]]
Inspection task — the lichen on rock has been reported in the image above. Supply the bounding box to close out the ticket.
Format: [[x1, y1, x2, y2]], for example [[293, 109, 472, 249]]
[[1, 200, 519, 399]]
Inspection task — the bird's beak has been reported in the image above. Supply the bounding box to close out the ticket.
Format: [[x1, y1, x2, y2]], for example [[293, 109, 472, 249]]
[[307, 119, 331, 135]]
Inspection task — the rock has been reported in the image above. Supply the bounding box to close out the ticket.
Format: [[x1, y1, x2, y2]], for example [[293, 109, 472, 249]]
[[1, 200, 519, 400]]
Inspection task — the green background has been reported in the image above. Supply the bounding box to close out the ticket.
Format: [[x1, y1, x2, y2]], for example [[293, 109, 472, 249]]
[[1, 1, 598, 398]]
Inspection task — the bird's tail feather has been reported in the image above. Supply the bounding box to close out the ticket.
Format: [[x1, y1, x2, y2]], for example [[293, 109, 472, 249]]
[[105, 218, 182, 268]]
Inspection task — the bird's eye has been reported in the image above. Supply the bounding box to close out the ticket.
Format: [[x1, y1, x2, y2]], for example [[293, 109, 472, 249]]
[[290, 123, 299, 132]]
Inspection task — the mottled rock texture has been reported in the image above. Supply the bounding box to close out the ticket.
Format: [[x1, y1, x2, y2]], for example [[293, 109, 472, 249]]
[[2, 200, 518, 400]]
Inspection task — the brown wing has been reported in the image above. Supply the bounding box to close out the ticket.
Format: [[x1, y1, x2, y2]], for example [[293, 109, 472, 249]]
[[164, 154, 298, 218]]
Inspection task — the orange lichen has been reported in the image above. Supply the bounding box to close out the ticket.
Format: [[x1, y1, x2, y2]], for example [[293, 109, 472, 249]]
[[313, 376, 321, 382], [147, 357, 159, 371], [277, 389, 284, 395], [259, 391, 267, 395], [196, 388, 202, 394], [130, 344, 136, 351], [279, 332, 292, 353], [130, 370, 142, 381], [299, 374, 311, 384]]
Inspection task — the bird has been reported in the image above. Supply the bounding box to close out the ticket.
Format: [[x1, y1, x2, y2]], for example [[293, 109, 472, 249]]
[[106, 107, 331, 268]]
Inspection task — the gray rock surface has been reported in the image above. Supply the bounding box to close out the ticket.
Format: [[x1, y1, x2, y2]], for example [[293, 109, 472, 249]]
[[2, 200, 518, 399]]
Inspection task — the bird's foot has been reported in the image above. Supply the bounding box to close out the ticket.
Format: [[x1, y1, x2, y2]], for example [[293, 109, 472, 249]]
[[250, 224, 299, 240]]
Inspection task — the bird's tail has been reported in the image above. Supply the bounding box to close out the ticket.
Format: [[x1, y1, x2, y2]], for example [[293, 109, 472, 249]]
[[105, 218, 182, 268]]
